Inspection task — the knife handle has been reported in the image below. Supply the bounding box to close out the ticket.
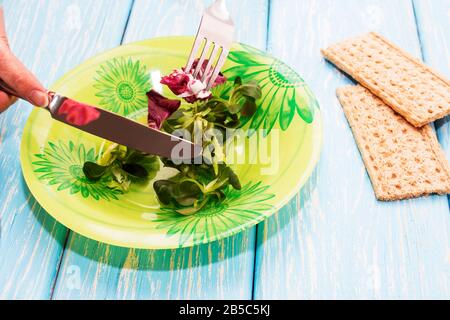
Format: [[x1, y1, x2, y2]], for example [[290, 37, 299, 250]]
[[0, 77, 21, 98], [0, 77, 54, 108]]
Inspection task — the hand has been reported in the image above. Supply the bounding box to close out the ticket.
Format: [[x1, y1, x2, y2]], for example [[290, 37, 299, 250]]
[[0, 8, 48, 112]]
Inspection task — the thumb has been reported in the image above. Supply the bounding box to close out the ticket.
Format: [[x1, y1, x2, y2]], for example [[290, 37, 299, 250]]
[[0, 50, 49, 107]]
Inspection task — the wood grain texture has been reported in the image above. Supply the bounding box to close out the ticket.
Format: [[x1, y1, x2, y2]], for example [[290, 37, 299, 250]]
[[51, 0, 269, 300], [0, 0, 133, 299], [1, 0, 449, 300], [254, 0, 450, 299], [413, 0, 450, 203]]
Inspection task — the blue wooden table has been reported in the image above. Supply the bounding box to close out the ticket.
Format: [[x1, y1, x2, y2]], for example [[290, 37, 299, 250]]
[[0, 0, 449, 300]]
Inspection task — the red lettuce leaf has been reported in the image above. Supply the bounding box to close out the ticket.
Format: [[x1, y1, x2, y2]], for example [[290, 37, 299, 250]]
[[160, 59, 227, 103], [189, 59, 227, 87], [147, 90, 181, 129], [160, 70, 191, 96]]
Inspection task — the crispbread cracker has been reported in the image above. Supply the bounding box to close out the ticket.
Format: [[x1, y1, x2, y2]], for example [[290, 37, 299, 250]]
[[337, 85, 450, 201], [323, 32, 450, 127]]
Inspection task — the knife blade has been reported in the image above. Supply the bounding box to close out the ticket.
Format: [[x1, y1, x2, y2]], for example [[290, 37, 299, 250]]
[[47, 93, 202, 161]]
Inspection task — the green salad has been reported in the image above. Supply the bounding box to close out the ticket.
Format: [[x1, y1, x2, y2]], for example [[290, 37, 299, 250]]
[[83, 59, 262, 215]]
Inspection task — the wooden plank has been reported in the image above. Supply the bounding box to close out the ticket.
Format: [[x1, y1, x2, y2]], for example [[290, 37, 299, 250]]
[[254, 0, 450, 299], [0, 0, 133, 299], [413, 0, 450, 199], [121, 0, 269, 46], [52, 0, 269, 300]]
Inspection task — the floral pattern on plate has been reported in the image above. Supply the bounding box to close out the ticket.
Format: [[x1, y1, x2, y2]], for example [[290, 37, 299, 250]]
[[151, 182, 275, 246], [93, 57, 151, 115], [33, 140, 122, 201], [222, 44, 319, 134]]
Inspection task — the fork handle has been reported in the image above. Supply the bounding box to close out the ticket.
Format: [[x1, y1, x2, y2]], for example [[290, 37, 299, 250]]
[[210, 0, 230, 20]]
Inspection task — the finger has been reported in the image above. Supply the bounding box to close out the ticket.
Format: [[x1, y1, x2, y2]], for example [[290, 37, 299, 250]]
[[0, 49, 48, 107], [0, 90, 17, 113], [0, 10, 48, 107], [0, 8, 7, 45]]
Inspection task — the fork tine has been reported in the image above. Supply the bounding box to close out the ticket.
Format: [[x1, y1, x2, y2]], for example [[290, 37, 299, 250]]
[[193, 40, 212, 78], [206, 49, 228, 90], [186, 36, 205, 73], [187, 0, 234, 86], [201, 45, 220, 83]]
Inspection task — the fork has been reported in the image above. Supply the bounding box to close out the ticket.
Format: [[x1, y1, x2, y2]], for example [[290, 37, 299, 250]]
[[185, 0, 235, 90]]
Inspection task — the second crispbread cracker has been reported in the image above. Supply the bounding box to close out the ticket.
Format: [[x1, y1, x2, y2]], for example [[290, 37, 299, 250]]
[[337, 85, 450, 201], [323, 32, 450, 127]]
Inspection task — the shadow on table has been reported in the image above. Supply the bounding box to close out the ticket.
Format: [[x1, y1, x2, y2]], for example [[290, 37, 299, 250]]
[[25, 175, 255, 271], [27, 168, 318, 273], [21, 176, 69, 247], [62, 228, 256, 272], [255, 168, 319, 248], [434, 116, 450, 205]]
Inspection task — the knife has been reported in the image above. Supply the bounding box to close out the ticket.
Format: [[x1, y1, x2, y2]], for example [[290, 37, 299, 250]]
[[0, 79, 202, 161]]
